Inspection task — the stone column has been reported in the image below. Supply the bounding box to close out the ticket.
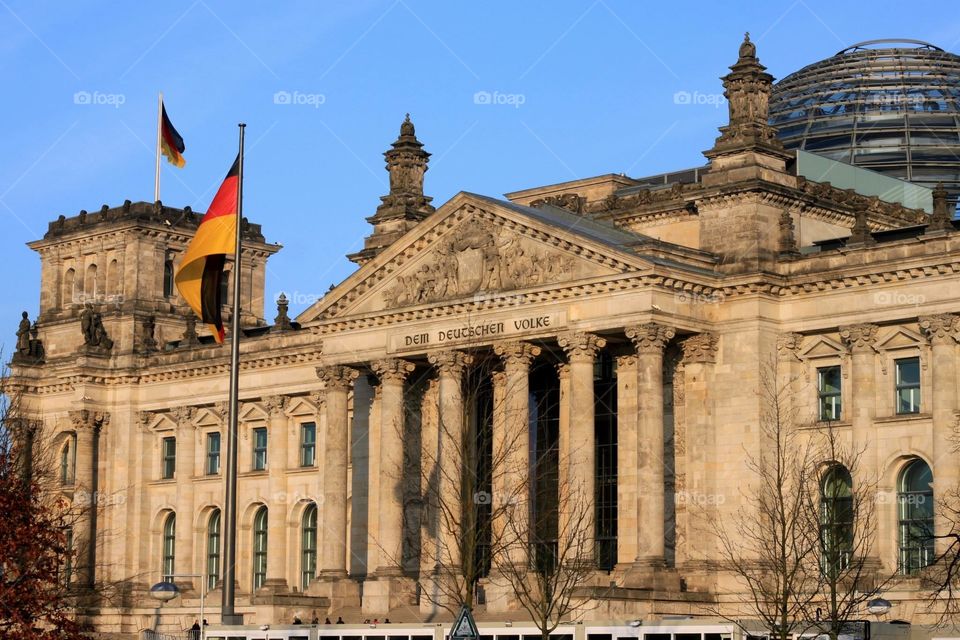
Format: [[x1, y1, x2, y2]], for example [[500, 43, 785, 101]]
[[70, 410, 109, 588], [839, 324, 879, 470], [920, 314, 959, 553], [557, 331, 606, 561], [427, 350, 472, 572], [315, 366, 358, 579], [173, 406, 197, 589], [262, 395, 289, 591], [614, 352, 639, 568], [493, 341, 540, 568], [370, 358, 416, 575], [625, 323, 675, 569]]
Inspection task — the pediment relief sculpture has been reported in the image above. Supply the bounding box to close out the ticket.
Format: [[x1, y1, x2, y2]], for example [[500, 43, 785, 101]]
[[382, 220, 578, 307]]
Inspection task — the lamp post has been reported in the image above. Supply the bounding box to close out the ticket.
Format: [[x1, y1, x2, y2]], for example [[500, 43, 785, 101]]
[[149, 574, 207, 640]]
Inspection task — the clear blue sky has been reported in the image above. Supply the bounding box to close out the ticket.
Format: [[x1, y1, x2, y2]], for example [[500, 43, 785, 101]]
[[2, 1, 958, 349]]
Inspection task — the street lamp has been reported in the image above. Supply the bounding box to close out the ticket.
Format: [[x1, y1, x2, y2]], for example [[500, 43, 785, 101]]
[[149, 574, 207, 640]]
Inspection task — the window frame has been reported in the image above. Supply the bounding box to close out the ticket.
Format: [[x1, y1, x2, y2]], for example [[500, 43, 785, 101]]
[[252, 427, 268, 471], [252, 506, 268, 590], [60, 433, 77, 485], [301, 503, 318, 591], [819, 465, 854, 576], [206, 431, 221, 475], [300, 422, 316, 468], [897, 459, 934, 575], [817, 365, 843, 422], [162, 513, 176, 582], [894, 356, 921, 415], [207, 509, 221, 591], [161, 436, 177, 480]]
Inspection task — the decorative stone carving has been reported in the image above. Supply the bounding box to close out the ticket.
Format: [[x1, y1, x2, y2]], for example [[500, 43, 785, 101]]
[[558, 331, 606, 362], [69, 409, 109, 431], [776, 332, 804, 360], [494, 341, 541, 367], [174, 406, 196, 426], [839, 323, 880, 352], [427, 351, 473, 377], [213, 401, 229, 421], [370, 358, 416, 383], [80, 303, 113, 352], [926, 183, 955, 233], [309, 390, 326, 410], [530, 193, 584, 214], [778, 209, 800, 257], [615, 353, 637, 371], [138, 411, 155, 431], [919, 314, 959, 345], [13, 311, 44, 364], [138, 315, 158, 354], [680, 333, 718, 364], [848, 207, 875, 246], [626, 323, 675, 353], [382, 220, 576, 307], [263, 395, 288, 416], [273, 293, 292, 332], [181, 315, 200, 347], [316, 364, 360, 390]]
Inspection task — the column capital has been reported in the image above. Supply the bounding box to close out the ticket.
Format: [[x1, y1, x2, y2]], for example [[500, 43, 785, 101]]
[[370, 358, 416, 383], [309, 389, 326, 409], [626, 323, 675, 354], [263, 394, 289, 417], [680, 332, 718, 364], [69, 409, 109, 431], [428, 350, 473, 377], [920, 314, 959, 346], [494, 340, 541, 368], [839, 323, 879, 353], [558, 331, 606, 362], [316, 364, 360, 390], [615, 353, 638, 369], [173, 405, 196, 426]]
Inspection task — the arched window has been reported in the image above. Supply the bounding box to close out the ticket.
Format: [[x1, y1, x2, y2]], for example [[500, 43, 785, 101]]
[[301, 503, 318, 591], [820, 465, 853, 575], [63, 268, 76, 305], [60, 434, 76, 485], [163, 254, 175, 298], [207, 509, 221, 591], [252, 506, 268, 590], [898, 459, 934, 574], [162, 513, 176, 581], [62, 527, 74, 586], [106, 259, 120, 297], [84, 264, 97, 301]]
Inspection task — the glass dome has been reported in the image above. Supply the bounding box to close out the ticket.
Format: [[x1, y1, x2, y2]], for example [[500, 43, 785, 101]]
[[770, 39, 960, 203]]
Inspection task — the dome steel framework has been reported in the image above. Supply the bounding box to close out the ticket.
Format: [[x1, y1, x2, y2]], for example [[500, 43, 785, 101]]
[[770, 39, 960, 202]]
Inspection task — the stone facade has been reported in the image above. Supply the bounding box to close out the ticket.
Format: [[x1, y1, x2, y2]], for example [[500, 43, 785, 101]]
[[9, 36, 960, 634]]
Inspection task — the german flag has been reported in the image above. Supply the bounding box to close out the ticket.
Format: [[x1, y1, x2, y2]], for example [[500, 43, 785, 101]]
[[174, 156, 239, 343], [160, 101, 186, 167]]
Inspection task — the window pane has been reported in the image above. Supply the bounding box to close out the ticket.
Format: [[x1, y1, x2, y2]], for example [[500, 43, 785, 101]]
[[253, 428, 267, 470], [207, 432, 221, 475], [162, 437, 176, 479], [898, 460, 934, 574], [818, 366, 842, 421], [895, 358, 921, 414], [301, 423, 316, 467]]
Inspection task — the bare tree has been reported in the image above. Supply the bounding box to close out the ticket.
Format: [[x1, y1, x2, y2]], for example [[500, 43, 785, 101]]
[[708, 360, 820, 640], [801, 421, 895, 640]]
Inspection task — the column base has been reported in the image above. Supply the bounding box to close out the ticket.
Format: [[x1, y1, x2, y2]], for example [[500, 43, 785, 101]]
[[259, 578, 290, 594], [619, 561, 682, 591], [362, 576, 416, 615], [309, 576, 361, 611]]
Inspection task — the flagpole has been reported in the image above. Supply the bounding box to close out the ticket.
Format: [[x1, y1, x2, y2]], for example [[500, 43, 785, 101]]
[[221, 122, 245, 626], [154, 93, 163, 202]]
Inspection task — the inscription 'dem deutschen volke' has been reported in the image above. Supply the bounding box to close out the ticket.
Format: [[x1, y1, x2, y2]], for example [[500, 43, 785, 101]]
[[388, 311, 567, 353]]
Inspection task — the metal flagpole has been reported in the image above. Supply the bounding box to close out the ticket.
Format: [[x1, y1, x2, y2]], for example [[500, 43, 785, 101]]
[[220, 123, 245, 626], [154, 93, 163, 202]]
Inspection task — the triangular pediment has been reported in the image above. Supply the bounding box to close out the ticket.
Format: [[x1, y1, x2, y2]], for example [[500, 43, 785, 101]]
[[876, 327, 923, 351], [799, 335, 845, 359], [192, 408, 221, 427], [299, 192, 653, 321]]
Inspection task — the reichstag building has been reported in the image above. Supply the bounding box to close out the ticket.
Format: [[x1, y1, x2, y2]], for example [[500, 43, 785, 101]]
[[9, 36, 960, 634]]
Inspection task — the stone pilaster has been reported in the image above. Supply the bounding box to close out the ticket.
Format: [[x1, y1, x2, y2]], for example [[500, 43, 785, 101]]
[[920, 314, 960, 553], [364, 358, 415, 615], [614, 352, 639, 568], [69, 409, 109, 588], [557, 331, 606, 562], [172, 406, 197, 591], [626, 323, 675, 569], [839, 323, 879, 454], [262, 395, 289, 592], [427, 350, 473, 571]]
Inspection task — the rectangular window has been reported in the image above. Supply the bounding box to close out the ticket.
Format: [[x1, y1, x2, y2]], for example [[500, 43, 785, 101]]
[[206, 432, 221, 475], [895, 357, 921, 414], [818, 365, 842, 421], [300, 423, 316, 467], [161, 436, 176, 479], [253, 427, 268, 471]]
